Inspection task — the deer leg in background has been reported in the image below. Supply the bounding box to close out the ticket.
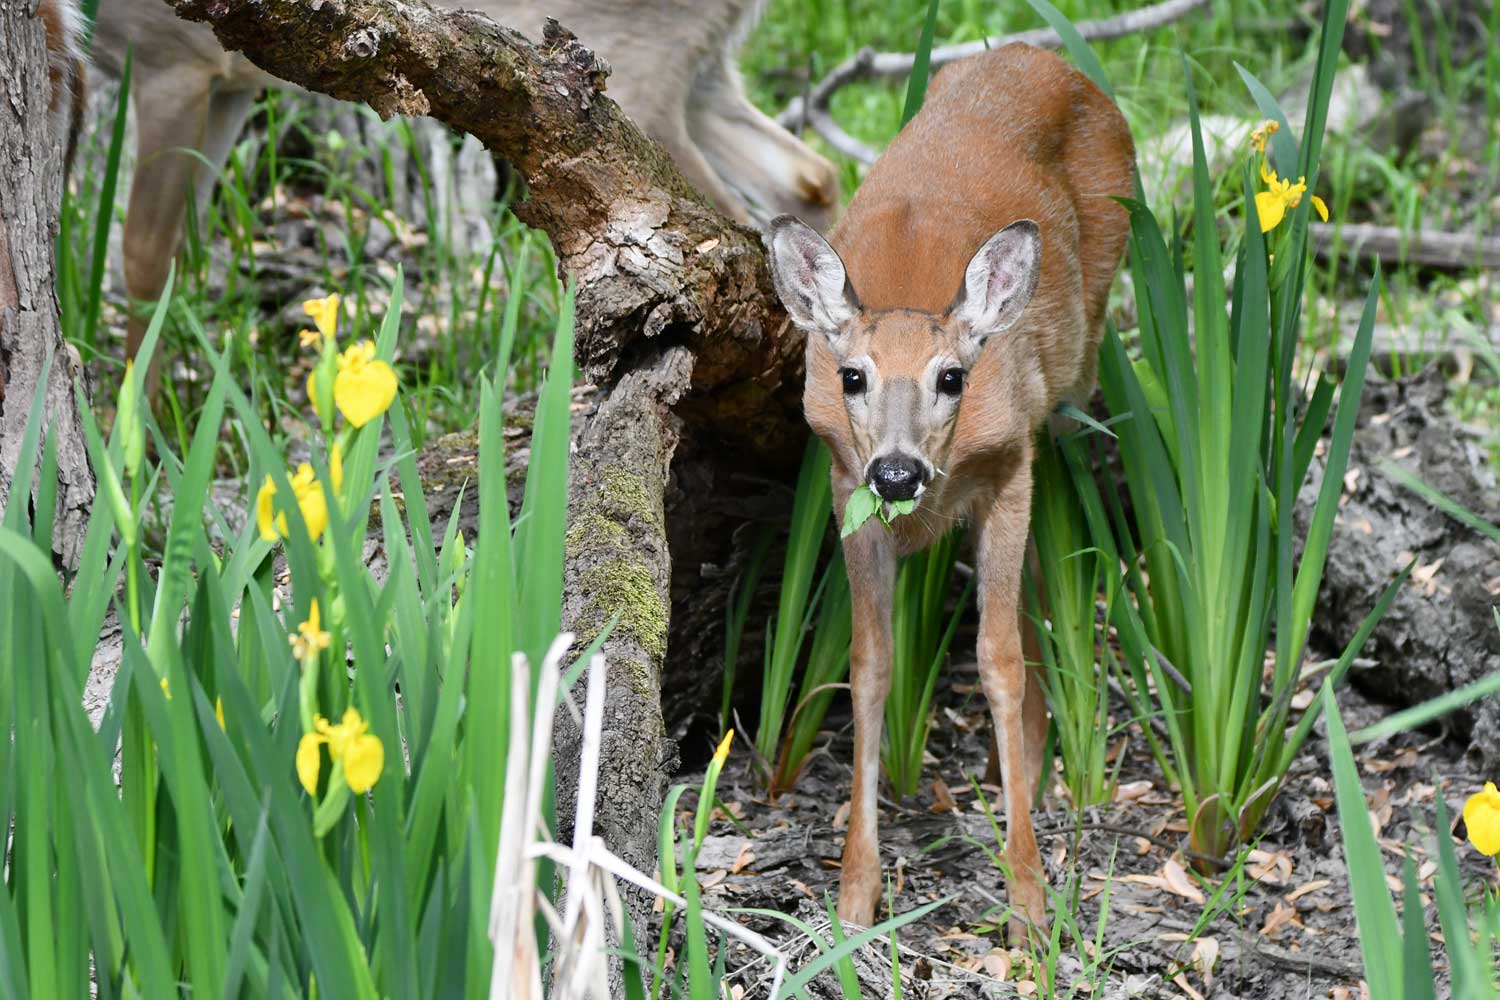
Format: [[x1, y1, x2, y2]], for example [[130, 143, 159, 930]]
[[123, 75, 256, 371], [834, 511, 897, 926], [684, 48, 839, 231], [973, 448, 1049, 940], [982, 611, 1048, 794], [122, 70, 214, 361]]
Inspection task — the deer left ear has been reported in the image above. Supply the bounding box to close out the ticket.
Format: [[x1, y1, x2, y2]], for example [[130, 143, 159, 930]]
[[949, 219, 1041, 346]]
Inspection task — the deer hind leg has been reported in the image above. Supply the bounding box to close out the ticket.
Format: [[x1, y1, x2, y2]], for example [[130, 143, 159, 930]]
[[685, 50, 840, 231], [983, 545, 1049, 795], [835, 520, 896, 926], [974, 455, 1049, 940], [124, 74, 255, 365], [983, 607, 1048, 795]]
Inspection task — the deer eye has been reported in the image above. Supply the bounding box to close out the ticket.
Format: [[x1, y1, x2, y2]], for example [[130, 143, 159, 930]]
[[840, 367, 866, 396], [937, 367, 965, 397]]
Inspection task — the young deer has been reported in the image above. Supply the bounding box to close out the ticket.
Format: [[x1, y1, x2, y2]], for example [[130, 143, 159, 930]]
[[89, 0, 841, 360], [765, 43, 1133, 933]]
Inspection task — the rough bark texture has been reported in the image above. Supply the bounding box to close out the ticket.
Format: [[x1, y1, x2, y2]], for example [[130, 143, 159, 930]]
[[1300, 369, 1500, 773], [0, 0, 94, 566], [167, 0, 810, 880]]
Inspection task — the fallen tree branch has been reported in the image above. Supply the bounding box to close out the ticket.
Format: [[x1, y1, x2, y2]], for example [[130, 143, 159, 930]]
[[777, 0, 1212, 161], [1310, 221, 1500, 271], [170, 0, 802, 426]]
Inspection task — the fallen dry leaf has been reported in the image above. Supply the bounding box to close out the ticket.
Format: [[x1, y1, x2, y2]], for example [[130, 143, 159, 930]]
[[931, 777, 957, 814], [1287, 878, 1331, 902], [1193, 936, 1219, 986], [1171, 972, 1206, 1000], [1115, 779, 1153, 803], [1247, 848, 1293, 886], [983, 948, 1011, 980], [833, 800, 852, 830], [730, 843, 755, 875], [1260, 900, 1301, 939], [1162, 858, 1206, 904]]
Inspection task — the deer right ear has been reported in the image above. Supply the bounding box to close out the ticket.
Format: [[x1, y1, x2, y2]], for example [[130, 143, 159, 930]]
[[765, 215, 860, 348]]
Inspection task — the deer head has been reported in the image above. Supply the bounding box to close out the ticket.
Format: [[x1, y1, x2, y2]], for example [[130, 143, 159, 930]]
[[767, 214, 1041, 502]]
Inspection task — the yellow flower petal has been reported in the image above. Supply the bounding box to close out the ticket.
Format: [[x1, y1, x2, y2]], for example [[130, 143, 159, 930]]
[[324, 707, 367, 763], [290, 464, 329, 541], [257, 475, 280, 542], [342, 733, 384, 794], [297, 732, 325, 795], [302, 294, 340, 340], [1311, 194, 1329, 223], [299, 328, 323, 350], [1463, 782, 1500, 856], [712, 729, 734, 768], [334, 342, 398, 429], [1254, 191, 1285, 233]]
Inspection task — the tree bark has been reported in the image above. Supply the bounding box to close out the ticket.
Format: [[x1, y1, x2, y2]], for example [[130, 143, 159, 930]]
[[0, 0, 94, 568], [167, 0, 809, 879]]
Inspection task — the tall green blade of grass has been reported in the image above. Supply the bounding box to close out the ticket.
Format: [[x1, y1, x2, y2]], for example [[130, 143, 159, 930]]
[[467, 374, 517, 871], [753, 439, 832, 784], [899, 0, 941, 127], [514, 284, 576, 667], [79, 49, 130, 351], [883, 533, 972, 799], [773, 557, 851, 792], [1324, 685, 1401, 996]]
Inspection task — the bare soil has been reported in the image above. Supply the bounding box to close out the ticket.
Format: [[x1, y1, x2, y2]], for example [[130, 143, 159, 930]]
[[660, 658, 1493, 999]]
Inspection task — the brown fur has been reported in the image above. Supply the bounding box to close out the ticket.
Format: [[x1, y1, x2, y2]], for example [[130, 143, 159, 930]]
[[38, 0, 86, 176], [769, 44, 1133, 936]]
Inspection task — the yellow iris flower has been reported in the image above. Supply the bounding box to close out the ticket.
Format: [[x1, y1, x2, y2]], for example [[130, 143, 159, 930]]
[[333, 341, 398, 428], [1464, 782, 1500, 856], [1254, 159, 1329, 233], [290, 598, 333, 662], [302, 294, 341, 340], [257, 463, 332, 543], [296, 707, 385, 796]]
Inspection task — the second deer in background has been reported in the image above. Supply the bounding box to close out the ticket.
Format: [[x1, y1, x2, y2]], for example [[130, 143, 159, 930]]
[[88, 0, 842, 360]]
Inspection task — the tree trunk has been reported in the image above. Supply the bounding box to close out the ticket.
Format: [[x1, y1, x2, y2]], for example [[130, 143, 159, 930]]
[[0, 0, 94, 567], [168, 0, 809, 880]]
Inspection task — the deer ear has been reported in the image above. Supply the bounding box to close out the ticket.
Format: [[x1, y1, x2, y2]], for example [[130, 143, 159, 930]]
[[949, 220, 1041, 346], [765, 215, 860, 349]]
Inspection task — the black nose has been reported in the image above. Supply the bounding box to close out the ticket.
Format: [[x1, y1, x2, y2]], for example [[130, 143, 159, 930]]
[[868, 455, 926, 501]]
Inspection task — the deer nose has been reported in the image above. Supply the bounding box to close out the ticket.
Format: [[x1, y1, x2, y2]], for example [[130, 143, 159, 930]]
[[867, 455, 927, 502]]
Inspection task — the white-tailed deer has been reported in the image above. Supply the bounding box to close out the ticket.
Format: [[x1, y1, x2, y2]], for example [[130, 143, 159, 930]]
[[765, 43, 1133, 935], [88, 0, 841, 359]]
